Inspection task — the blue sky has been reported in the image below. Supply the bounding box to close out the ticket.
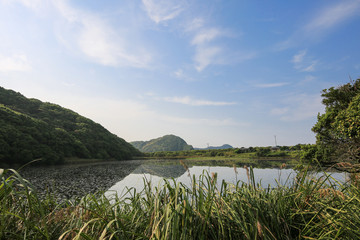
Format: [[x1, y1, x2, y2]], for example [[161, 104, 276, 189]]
[[1, 0, 359, 148]]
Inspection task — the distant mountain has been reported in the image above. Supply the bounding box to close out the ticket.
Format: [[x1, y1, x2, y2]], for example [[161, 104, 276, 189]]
[[131, 135, 193, 152], [194, 144, 233, 150], [0, 86, 141, 166]]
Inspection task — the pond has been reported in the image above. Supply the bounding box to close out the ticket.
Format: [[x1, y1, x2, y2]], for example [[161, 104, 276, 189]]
[[17, 159, 349, 200], [106, 163, 349, 198]]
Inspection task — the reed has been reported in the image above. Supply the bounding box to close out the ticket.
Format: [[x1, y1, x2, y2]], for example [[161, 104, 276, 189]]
[[1, 167, 360, 239]]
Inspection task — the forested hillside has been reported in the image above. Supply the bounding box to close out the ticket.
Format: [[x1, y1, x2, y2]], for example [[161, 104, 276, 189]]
[[131, 135, 193, 152], [0, 87, 141, 165]]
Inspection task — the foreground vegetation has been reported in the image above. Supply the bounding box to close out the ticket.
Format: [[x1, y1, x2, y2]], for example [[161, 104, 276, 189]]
[[1, 165, 360, 239]]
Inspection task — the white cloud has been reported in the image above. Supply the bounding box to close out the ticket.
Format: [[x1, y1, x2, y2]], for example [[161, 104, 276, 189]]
[[302, 62, 317, 72], [185, 18, 204, 32], [0, 54, 31, 72], [291, 50, 318, 72], [173, 68, 196, 82], [188, 27, 227, 72], [276, 1, 360, 50], [191, 28, 222, 45], [142, 0, 184, 24], [194, 46, 222, 72], [164, 96, 236, 106], [292, 50, 306, 64], [255, 82, 289, 88], [174, 69, 184, 78], [304, 1, 360, 33], [53, 1, 151, 68], [187, 23, 251, 71]]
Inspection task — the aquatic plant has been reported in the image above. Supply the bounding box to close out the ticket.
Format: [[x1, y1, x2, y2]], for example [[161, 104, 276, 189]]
[[1, 167, 360, 239]]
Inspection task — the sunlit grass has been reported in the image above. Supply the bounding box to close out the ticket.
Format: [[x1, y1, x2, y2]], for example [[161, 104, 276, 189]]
[[1, 166, 360, 239]]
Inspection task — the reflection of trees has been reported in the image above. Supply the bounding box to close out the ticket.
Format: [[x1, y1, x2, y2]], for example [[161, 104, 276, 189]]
[[133, 165, 187, 178]]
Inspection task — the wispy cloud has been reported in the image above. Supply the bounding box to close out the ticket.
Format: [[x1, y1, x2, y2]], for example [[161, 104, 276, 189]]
[[291, 50, 318, 72], [271, 94, 324, 122], [304, 1, 360, 33], [185, 18, 205, 32], [173, 68, 195, 82], [187, 20, 254, 72], [276, 1, 360, 50], [255, 82, 289, 88], [160, 115, 248, 127], [292, 50, 306, 64], [142, 0, 184, 24], [194, 46, 223, 72], [174, 69, 184, 78], [164, 96, 237, 106], [53, 1, 152, 68], [0, 54, 31, 72], [191, 28, 222, 45], [188, 27, 228, 72]]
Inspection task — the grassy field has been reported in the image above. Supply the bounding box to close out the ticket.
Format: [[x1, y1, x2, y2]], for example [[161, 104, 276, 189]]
[[1, 165, 360, 239]]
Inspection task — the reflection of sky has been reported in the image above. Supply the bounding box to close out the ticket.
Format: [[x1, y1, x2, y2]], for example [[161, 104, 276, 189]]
[[106, 165, 349, 199]]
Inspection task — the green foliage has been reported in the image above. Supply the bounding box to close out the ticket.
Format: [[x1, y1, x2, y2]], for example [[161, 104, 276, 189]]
[[255, 147, 271, 157], [144, 146, 299, 161], [333, 94, 360, 139], [312, 78, 360, 164], [2, 168, 360, 239], [131, 135, 194, 153], [0, 86, 141, 166]]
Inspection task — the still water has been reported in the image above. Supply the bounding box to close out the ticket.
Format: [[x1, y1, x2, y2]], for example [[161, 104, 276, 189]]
[[106, 164, 348, 198]]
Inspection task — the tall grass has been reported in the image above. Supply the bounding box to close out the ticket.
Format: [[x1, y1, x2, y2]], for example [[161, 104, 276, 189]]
[[1, 166, 360, 239]]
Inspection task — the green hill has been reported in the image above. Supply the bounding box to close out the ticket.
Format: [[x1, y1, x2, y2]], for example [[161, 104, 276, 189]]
[[131, 135, 193, 152], [0, 86, 141, 166]]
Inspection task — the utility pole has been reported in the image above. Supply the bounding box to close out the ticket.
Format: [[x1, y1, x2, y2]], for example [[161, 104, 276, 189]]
[[274, 135, 277, 147]]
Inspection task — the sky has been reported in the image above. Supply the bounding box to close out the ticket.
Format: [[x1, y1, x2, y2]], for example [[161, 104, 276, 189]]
[[0, 0, 360, 148]]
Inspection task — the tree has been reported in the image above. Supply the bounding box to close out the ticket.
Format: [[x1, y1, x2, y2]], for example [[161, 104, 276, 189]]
[[312, 78, 360, 164]]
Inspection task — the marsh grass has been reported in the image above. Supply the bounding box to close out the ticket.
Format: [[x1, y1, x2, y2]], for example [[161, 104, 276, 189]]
[[1, 166, 360, 239]]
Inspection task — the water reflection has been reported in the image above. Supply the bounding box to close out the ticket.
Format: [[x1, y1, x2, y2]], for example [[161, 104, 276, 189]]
[[106, 164, 348, 198], [132, 164, 186, 178]]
